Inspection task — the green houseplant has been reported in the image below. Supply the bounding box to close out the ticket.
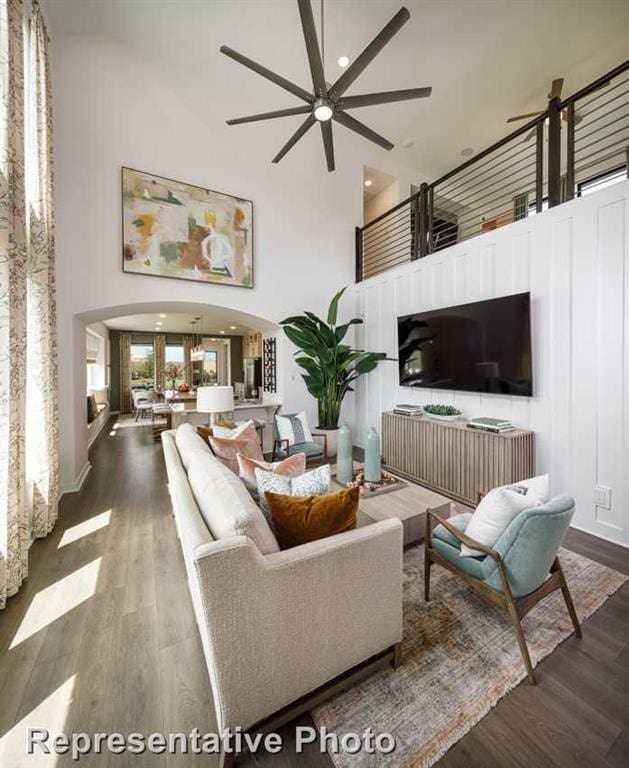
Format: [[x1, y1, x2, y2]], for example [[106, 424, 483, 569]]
[[281, 287, 392, 432]]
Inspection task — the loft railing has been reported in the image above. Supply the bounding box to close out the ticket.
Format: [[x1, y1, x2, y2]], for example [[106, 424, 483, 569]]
[[356, 60, 629, 282]]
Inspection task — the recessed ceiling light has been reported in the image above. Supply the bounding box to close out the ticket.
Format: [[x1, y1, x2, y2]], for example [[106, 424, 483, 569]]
[[338, 55, 350, 68], [230, 325, 237, 330], [364, 179, 372, 187], [156, 322, 163, 326], [402, 139, 414, 148], [220, 330, 225, 334], [158, 314, 167, 318], [460, 147, 474, 156]]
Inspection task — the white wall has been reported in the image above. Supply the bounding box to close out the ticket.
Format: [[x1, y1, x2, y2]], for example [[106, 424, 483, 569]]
[[352, 180, 629, 547], [52, 33, 424, 491], [364, 180, 402, 225]]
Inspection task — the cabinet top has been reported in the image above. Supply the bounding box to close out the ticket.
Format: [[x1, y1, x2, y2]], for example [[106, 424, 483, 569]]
[[383, 411, 534, 438]]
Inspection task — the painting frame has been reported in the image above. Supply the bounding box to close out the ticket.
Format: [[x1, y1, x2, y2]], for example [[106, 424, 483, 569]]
[[121, 166, 254, 289]]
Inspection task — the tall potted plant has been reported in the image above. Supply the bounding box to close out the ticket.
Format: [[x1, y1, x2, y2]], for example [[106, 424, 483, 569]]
[[281, 287, 391, 456]]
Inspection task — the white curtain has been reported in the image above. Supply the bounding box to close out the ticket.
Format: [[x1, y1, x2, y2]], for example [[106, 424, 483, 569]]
[[0, 0, 58, 609]]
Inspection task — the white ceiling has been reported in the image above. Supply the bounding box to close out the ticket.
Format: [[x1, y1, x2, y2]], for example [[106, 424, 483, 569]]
[[363, 165, 397, 198], [104, 309, 265, 335], [46, 0, 629, 180]]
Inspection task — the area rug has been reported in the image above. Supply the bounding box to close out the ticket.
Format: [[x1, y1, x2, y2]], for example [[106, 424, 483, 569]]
[[311, 545, 627, 768]]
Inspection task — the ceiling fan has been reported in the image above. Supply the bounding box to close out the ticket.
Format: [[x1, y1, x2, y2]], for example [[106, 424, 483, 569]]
[[507, 78, 586, 142], [220, 0, 432, 172]]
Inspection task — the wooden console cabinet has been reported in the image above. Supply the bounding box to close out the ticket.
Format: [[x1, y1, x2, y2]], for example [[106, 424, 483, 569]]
[[382, 412, 534, 506]]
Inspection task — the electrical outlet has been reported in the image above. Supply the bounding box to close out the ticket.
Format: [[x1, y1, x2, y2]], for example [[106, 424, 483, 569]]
[[594, 485, 612, 510]]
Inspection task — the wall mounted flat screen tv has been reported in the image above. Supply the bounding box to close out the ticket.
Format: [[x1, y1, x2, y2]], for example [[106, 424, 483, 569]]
[[397, 292, 532, 396]]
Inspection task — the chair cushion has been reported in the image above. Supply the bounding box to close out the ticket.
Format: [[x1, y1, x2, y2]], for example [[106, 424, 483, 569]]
[[275, 441, 323, 459], [187, 451, 279, 555], [432, 512, 473, 547], [431, 537, 488, 580], [207, 422, 263, 474], [237, 452, 306, 492], [255, 464, 331, 516], [461, 486, 541, 558], [175, 422, 213, 471], [89, 387, 109, 406], [276, 411, 313, 446], [265, 486, 360, 550]]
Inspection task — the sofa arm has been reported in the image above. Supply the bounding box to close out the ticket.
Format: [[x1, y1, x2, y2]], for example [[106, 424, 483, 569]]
[[191, 519, 403, 732]]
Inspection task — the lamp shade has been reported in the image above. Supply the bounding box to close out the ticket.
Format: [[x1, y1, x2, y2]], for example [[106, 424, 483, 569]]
[[196, 386, 234, 414]]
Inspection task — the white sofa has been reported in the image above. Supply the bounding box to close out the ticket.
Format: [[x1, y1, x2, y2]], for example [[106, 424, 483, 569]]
[[161, 423, 403, 739]]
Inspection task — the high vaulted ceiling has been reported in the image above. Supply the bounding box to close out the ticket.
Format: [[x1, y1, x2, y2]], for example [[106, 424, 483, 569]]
[[46, 0, 629, 180]]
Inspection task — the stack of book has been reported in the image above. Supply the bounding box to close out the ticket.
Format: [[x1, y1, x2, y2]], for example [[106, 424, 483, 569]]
[[467, 416, 515, 433], [393, 404, 424, 417]]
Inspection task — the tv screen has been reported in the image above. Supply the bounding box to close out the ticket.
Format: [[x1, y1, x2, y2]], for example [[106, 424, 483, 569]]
[[397, 292, 532, 396]]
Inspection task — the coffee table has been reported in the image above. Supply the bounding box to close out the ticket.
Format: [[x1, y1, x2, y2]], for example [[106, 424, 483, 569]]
[[333, 470, 460, 547]]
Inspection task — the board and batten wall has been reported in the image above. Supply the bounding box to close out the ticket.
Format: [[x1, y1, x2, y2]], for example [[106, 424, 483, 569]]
[[351, 180, 629, 547]]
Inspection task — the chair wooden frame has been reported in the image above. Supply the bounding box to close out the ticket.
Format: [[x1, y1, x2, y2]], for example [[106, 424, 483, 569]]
[[424, 508, 582, 684], [271, 432, 328, 463]]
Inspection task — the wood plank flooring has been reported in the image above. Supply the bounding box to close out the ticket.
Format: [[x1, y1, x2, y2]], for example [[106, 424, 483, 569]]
[[1, 421, 628, 767]]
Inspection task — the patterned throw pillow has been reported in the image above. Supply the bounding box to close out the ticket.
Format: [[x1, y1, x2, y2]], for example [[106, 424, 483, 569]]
[[237, 452, 307, 492], [255, 464, 331, 516], [265, 485, 360, 550], [207, 422, 263, 475], [275, 411, 313, 446]]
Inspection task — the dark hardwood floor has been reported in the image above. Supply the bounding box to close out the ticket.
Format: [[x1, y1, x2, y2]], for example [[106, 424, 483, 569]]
[[1, 420, 628, 767]]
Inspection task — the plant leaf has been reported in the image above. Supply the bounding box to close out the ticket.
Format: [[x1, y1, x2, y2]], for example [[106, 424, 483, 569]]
[[327, 286, 346, 326]]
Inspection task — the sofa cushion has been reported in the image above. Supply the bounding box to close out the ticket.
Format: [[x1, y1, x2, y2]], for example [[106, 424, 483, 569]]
[[208, 422, 263, 474], [265, 485, 360, 550], [187, 451, 279, 555], [510, 473, 550, 504], [237, 452, 306, 492], [175, 422, 213, 472]]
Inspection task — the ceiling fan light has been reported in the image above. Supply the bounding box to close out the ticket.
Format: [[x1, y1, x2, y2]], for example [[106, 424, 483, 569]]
[[313, 99, 334, 122]]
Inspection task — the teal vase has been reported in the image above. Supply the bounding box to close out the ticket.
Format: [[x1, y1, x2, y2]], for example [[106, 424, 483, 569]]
[[336, 424, 353, 485], [364, 427, 381, 483]]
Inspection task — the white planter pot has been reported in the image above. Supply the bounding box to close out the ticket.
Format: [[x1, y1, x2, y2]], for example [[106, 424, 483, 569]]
[[425, 413, 460, 422], [317, 427, 338, 457]]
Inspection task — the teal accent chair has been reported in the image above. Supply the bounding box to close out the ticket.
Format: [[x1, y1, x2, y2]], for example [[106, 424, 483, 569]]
[[271, 412, 327, 464], [425, 495, 582, 684]]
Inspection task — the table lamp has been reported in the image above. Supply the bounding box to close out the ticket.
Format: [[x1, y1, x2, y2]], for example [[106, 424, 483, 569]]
[[196, 386, 234, 427]]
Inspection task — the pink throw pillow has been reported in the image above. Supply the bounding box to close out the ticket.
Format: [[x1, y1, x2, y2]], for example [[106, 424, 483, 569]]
[[237, 452, 307, 491], [207, 422, 263, 474]]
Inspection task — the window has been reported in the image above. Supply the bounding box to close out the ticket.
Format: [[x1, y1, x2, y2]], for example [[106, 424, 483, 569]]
[[86, 330, 105, 390], [578, 166, 627, 197], [130, 343, 154, 388], [165, 345, 185, 388]]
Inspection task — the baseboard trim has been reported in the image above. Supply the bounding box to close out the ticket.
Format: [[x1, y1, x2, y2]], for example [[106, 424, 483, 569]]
[[570, 523, 629, 550], [60, 461, 91, 498]]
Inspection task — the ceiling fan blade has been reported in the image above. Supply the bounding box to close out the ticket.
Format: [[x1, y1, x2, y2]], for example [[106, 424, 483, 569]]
[[522, 126, 537, 143], [549, 78, 564, 100], [272, 115, 316, 163], [333, 110, 393, 150], [507, 111, 545, 123], [220, 45, 314, 103], [226, 106, 311, 125], [320, 120, 335, 172], [297, 0, 326, 98], [329, 7, 411, 100], [338, 87, 431, 109]]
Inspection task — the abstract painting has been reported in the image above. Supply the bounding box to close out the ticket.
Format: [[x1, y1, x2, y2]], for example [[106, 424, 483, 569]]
[[121, 167, 253, 288]]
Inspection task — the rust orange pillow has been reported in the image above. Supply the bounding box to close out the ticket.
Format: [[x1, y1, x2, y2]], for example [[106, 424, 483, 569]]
[[264, 486, 360, 550], [196, 425, 214, 442]]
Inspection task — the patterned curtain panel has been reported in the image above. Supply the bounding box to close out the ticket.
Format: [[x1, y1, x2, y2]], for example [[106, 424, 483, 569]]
[[0, 0, 29, 608], [25, 1, 58, 539], [119, 332, 132, 413], [154, 332, 165, 391], [182, 334, 194, 387]]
